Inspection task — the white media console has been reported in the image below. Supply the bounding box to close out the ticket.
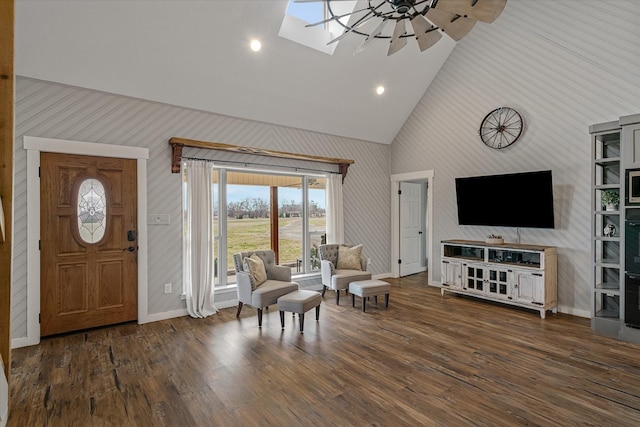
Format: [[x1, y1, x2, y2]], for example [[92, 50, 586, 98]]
[[441, 240, 558, 318]]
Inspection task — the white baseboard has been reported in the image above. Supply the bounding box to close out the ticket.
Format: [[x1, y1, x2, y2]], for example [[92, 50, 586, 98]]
[[11, 336, 38, 349], [214, 299, 239, 310], [557, 306, 590, 318], [142, 308, 188, 323]]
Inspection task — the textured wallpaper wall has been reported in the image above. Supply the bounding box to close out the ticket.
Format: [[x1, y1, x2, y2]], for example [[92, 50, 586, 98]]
[[12, 78, 391, 339], [392, 0, 640, 316]]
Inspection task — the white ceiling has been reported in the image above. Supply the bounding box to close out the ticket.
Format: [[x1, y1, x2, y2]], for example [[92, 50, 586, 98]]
[[15, 0, 464, 144]]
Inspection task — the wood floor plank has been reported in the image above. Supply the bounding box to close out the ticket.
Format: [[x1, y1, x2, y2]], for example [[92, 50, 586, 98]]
[[8, 272, 640, 426]]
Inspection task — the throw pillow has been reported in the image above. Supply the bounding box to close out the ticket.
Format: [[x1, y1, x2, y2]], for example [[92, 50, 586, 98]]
[[336, 244, 363, 271], [244, 253, 268, 289]]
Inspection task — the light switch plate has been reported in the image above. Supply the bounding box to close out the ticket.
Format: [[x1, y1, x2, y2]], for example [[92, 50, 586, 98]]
[[148, 214, 170, 225]]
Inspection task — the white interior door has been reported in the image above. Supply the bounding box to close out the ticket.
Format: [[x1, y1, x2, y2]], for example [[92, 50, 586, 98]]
[[400, 181, 423, 276]]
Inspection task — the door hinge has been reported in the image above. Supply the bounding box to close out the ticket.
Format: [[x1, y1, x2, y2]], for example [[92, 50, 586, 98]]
[[39, 240, 41, 250], [398, 259, 402, 264], [398, 190, 401, 195], [39, 313, 41, 323], [38, 167, 41, 178]]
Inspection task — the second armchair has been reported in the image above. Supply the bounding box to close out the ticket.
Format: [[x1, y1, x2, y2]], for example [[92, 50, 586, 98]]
[[318, 244, 372, 304]]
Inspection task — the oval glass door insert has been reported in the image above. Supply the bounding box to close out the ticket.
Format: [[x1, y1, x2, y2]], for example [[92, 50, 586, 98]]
[[77, 178, 107, 243]]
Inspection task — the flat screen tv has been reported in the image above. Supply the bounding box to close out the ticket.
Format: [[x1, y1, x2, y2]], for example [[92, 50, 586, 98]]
[[455, 170, 555, 228]]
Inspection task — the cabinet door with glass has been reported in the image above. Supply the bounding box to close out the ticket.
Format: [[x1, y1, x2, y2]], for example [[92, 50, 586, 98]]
[[486, 266, 512, 300], [463, 263, 486, 294]]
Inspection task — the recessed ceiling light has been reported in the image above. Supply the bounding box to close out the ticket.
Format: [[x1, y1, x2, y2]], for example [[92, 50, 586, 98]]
[[376, 86, 385, 95], [250, 39, 262, 52]]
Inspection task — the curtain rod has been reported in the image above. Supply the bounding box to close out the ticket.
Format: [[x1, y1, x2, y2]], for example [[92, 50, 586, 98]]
[[169, 137, 352, 182], [182, 156, 340, 175]]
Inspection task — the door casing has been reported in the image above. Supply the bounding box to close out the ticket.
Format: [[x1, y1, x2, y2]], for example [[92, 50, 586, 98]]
[[19, 136, 148, 348]]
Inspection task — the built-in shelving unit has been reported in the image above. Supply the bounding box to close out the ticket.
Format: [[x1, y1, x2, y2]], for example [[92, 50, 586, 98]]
[[441, 240, 557, 319], [590, 113, 640, 344], [590, 122, 622, 336]]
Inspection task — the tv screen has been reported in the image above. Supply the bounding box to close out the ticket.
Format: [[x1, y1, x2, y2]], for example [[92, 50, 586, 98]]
[[455, 170, 555, 228]]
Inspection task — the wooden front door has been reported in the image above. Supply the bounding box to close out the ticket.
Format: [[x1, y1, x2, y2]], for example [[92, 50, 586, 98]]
[[40, 153, 138, 336]]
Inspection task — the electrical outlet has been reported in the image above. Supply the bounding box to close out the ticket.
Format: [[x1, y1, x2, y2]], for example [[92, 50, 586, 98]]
[[367, 257, 372, 265], [164, 283, 172, 294]]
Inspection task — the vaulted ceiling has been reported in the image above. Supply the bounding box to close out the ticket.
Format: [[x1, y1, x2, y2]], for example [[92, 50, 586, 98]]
[[14, 1, 498, 144]]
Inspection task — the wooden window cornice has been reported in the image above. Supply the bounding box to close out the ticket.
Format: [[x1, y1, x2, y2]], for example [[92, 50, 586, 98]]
[[169, 137, 354, 182]]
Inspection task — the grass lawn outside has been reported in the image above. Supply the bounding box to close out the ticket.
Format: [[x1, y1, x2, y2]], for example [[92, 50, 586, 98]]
[[219, 217, 325, 271]]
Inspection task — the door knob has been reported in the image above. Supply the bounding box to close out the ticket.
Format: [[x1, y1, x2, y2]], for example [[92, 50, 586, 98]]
[[123, 246, 136, 252]]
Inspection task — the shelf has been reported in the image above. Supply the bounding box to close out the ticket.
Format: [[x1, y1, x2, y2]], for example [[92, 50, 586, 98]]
[[594, 210, 620, 215], [595, 184, 620, 190], [488, 248, 541, 268], [595, 258, 620, 265], [595, 309, 621, 319], [595, 282, 620, 291], [594, 287, 621, 295], [486, 261, 540, 269], [594, 292, 620, 320], [594, 157, 621, 165], [442, 243, 484, 261], [594, 236, 620, 242]]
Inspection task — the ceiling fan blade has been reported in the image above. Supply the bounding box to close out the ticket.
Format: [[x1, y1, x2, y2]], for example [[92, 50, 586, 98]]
[[305, 5, 376, 28], [387, 19, 408, 56], [433, 0, 507, 23], [410, 14, 442, 52], [355, 19, 390, 54], [327, 9, 380, 45], [427, 8, 476, 41]]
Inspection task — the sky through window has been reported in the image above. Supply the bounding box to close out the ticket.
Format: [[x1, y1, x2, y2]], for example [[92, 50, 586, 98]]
[[286, 0, 324, 25]]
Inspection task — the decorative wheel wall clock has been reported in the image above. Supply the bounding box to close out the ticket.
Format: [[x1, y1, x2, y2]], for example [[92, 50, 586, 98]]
[[479, 107, 524, 149]]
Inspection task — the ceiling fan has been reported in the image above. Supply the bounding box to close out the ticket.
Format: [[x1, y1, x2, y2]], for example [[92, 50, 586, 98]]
[[294, 0, 507, 56]]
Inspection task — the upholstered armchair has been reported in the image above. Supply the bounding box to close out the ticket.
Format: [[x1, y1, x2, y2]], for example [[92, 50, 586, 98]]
[[233, 250, 299, 327], [318, 244, 372, 304]]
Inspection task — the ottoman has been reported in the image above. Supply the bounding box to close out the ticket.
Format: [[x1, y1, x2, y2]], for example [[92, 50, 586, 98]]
[[277, 290, 322, 333], [349, 279, 390, 312]]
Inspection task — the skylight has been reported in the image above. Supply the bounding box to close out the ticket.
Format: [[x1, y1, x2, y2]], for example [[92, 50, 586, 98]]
[[279, 1, 358, 55]]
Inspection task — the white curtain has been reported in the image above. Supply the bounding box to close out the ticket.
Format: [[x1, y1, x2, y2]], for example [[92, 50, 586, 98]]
[[325, 173, 344, 244], [183, 160, 218, 318]]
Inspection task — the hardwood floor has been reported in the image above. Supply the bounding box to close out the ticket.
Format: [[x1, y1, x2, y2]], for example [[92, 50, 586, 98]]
[[8, 272, 640, 426]]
